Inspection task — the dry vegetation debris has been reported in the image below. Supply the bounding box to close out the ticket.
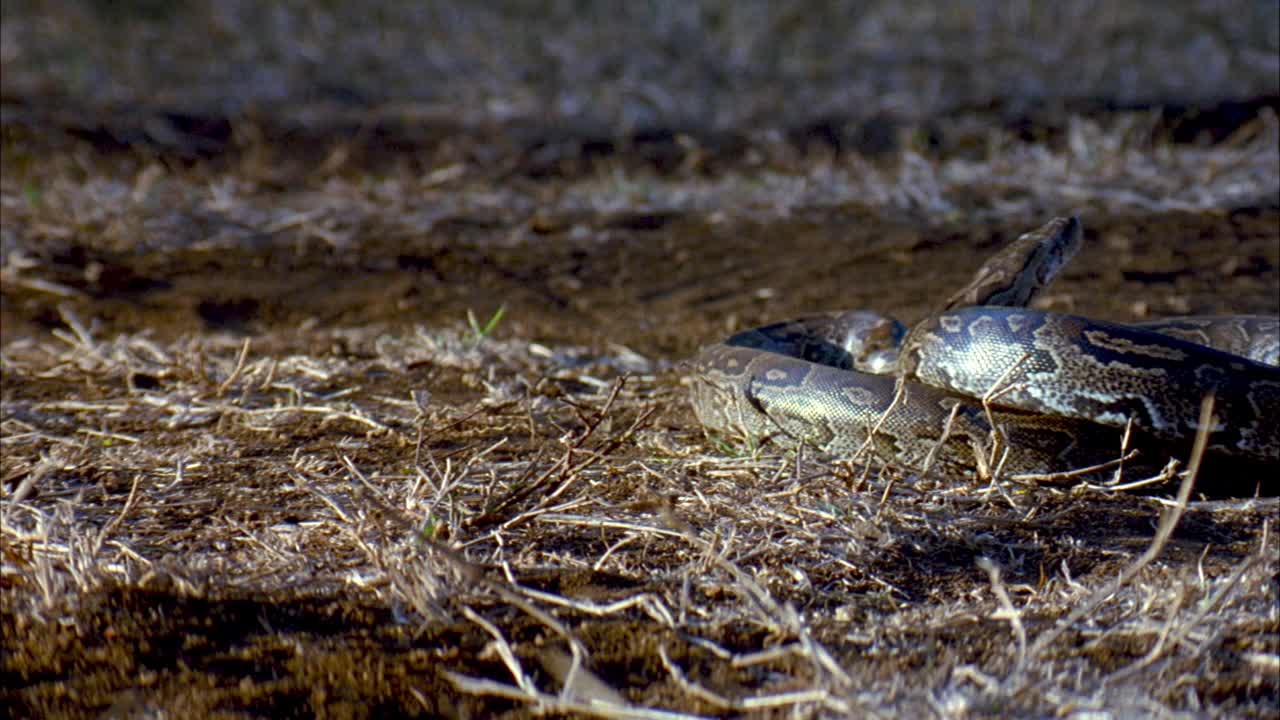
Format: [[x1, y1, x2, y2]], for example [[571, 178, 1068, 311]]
[[3, 298, 1277, 716], [3, 2, 1278, 716]]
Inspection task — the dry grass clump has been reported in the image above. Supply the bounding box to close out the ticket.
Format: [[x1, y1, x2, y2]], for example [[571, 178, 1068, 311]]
[[551, 110, 1280, 223], [4, 110, 1276, 271]]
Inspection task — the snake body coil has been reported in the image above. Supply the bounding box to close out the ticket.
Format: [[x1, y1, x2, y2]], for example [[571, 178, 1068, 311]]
[[899, 307, 1280, 460], [689, 217, 1280, 488]]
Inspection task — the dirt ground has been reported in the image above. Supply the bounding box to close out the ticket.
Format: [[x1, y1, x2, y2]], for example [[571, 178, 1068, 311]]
[[3, 111, 1278, 718], [4, 3, 1280, 719]]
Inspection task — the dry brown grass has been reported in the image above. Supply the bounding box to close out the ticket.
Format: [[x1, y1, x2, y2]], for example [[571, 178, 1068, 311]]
[[2, 3, 1278, 716], [4, 299, 1277, 716]]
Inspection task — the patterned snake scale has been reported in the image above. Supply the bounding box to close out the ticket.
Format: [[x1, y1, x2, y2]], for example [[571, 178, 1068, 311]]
[[689, 217, 1280, 487]]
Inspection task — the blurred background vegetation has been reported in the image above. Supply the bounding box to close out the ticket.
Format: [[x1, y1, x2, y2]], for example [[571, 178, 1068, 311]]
[[3, 0, 1277, 131]]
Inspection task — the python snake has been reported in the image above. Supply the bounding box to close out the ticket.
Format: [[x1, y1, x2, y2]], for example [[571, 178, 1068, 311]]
[[689, 217, 1280, 486]]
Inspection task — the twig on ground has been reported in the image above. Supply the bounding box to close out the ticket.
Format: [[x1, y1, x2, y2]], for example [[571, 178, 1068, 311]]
[[216, 338, 252, 396], [660, 503, 855, 703], [1105, 518, 1270, 685], [1023, 394, 1214, 664], [1010, 449, 1142, 486], [657, 644, 835, 712], [977, 556, 1028, 676], [446, 671, 703, 720]]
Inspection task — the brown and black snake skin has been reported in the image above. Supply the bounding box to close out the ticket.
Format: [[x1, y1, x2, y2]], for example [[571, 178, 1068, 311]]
[[689, 217, 1280, 489]]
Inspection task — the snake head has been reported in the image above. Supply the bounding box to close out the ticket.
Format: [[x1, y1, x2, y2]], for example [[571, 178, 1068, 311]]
[[940, 216, 1082, 310]]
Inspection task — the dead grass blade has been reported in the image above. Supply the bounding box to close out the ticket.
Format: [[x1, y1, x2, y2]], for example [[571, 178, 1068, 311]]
[[1023, 393, 1215, 664]]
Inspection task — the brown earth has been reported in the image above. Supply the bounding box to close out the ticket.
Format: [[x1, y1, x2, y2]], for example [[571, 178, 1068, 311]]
[[3, 110, 1279, 718]]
